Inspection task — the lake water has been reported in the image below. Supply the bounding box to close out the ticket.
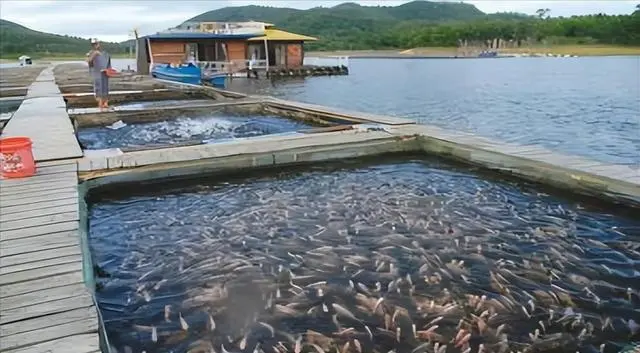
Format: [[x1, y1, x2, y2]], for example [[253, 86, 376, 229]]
[[89, 156, 640, 353], [5, 57, 638, 166], [226, 57, 640, 167]]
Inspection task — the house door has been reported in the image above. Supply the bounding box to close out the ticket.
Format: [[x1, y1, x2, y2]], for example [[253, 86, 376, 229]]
[[185, 43, 198, 63], [248, 43, 263, 61], [273, 44, 286, 67]]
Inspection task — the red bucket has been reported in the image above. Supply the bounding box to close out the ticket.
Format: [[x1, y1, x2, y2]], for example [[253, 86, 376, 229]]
[[0, 137, 36, 179]]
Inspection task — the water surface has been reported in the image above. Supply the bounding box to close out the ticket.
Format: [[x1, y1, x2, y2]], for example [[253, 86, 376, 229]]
[[227, 57, 640, 166], [89, 157, 640, 353]]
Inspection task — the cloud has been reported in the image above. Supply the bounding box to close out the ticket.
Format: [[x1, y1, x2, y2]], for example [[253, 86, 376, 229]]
[[1, 0, 636, 43]]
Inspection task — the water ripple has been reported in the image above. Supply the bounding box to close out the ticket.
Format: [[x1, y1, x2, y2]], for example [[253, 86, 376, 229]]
[[227, 57, 640, 166]]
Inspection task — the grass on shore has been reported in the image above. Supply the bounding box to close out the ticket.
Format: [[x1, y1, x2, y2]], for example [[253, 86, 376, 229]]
[[309, 44, 640, 57]]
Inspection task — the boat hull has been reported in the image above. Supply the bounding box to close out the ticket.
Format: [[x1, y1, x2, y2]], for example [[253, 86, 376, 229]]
[[151, 64, 201, 85], [206, 75, 227, 87]]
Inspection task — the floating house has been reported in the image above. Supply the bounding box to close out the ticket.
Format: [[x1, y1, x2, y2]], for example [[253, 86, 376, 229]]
[[136, 21, 318, 75]]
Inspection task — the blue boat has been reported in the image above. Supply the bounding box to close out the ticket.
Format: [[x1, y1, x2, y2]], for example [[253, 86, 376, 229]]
[[478, 50, 498, 58], [151, 63, 202, 85], [203, 73, 227, 87]]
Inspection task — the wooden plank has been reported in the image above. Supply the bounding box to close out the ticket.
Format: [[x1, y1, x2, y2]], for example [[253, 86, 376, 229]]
[[0, 179, 77, 195], [68, 100, 223, 115], [1, 283, 89, 311], [1, 254, 81, 275], [0, 176, 76, 191], [0, 231, 77, 252], [0, 272, 84, 298], [32, 163, 77, 175], [33, 143, 84, 163], [0, 221, 78, 241], [36, 159, 78, 167], [0, 203, 78, 222], [0, 261, 82, 286], [0, 317, 98, 352], [0, 292, 94, 325], [1, 245, 81, 267], [0, 197, 78, 216], [0, 171, 76, 186], [1, 306, 95, 337], [0, 190, 78, 208], [0, 187, 78, 203], [2, 333, 99, 353], [0, 211, 79, 232]]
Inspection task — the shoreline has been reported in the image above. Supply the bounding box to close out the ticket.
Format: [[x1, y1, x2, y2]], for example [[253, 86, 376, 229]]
[[2, 45, 638, 64], [308, 44, 640, 58]]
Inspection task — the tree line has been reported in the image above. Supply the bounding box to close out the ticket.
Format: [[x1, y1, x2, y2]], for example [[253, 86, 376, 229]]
[[2, 5, 639, 57], [302, 10, 640, 51]]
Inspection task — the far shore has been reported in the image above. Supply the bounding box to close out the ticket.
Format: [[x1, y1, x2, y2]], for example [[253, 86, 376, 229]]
[[2, 44, 638, 65], [309, 44, 640, 58]]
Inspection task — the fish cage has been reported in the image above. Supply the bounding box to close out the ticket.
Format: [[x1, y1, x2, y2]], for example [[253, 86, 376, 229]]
[[67, 95, 381, 154], [9, 63, 632, 353], [81, 147, 640, 353], [74, 92, 639, 352]]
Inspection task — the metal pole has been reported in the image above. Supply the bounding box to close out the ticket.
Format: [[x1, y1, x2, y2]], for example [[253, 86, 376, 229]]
[[147, 38, 154, 74], [264, 38, 269, 71]]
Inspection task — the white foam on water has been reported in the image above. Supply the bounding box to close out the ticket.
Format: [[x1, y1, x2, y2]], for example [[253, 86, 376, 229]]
[[127, 116, 240, 143]]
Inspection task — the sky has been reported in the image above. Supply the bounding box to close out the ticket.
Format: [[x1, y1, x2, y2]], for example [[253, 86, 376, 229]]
[[1, 0, 637, 43]]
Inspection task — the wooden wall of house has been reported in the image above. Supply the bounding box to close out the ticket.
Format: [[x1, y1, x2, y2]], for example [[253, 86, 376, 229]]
[[225, 40, 248, 63], [286, 43, 303, 68], [149, 41, 185, 64]]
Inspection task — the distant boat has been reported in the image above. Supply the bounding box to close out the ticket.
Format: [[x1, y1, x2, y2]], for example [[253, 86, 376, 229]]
[[478, 51, 498, 58], [151, 63, 201, 85]]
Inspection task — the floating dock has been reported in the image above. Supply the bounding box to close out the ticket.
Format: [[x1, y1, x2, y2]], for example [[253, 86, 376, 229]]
[[0, 67, 99, 352], [0, 63, 638, 352]]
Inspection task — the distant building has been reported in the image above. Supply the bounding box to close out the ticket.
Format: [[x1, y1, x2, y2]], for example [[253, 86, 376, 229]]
[[136, 21, 317, 74]]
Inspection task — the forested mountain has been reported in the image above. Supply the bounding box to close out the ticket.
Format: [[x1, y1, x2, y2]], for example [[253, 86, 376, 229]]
[[0, 19, 124, 58], [186, 1, 498, 24], [185, 1, 528, 50], [185, 1, 640, 50]]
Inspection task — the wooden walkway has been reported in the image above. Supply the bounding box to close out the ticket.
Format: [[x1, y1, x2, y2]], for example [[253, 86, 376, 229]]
[[2, 68, 82, 162], [0, 67, 99, 352], [262, 96, 416, 126]]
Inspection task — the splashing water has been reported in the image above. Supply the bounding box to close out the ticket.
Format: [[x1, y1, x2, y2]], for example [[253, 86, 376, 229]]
[[78, 113, 310, 150]]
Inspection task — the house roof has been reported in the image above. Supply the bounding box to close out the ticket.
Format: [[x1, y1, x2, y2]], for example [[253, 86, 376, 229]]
[[144, 32, 261, 40], [248, 29, 317, 42]]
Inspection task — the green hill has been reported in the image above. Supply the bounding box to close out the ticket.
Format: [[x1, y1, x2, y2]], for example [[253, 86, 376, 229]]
[[185, 1, 639, 50], [1, 1, 637, 57], [184, 1, 530, 50], [0, 19, 125, 58], [186, 1, 503, 24]]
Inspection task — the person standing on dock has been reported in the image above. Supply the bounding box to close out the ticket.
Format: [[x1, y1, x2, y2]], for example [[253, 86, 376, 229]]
[[86, 38, 112, 110]]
